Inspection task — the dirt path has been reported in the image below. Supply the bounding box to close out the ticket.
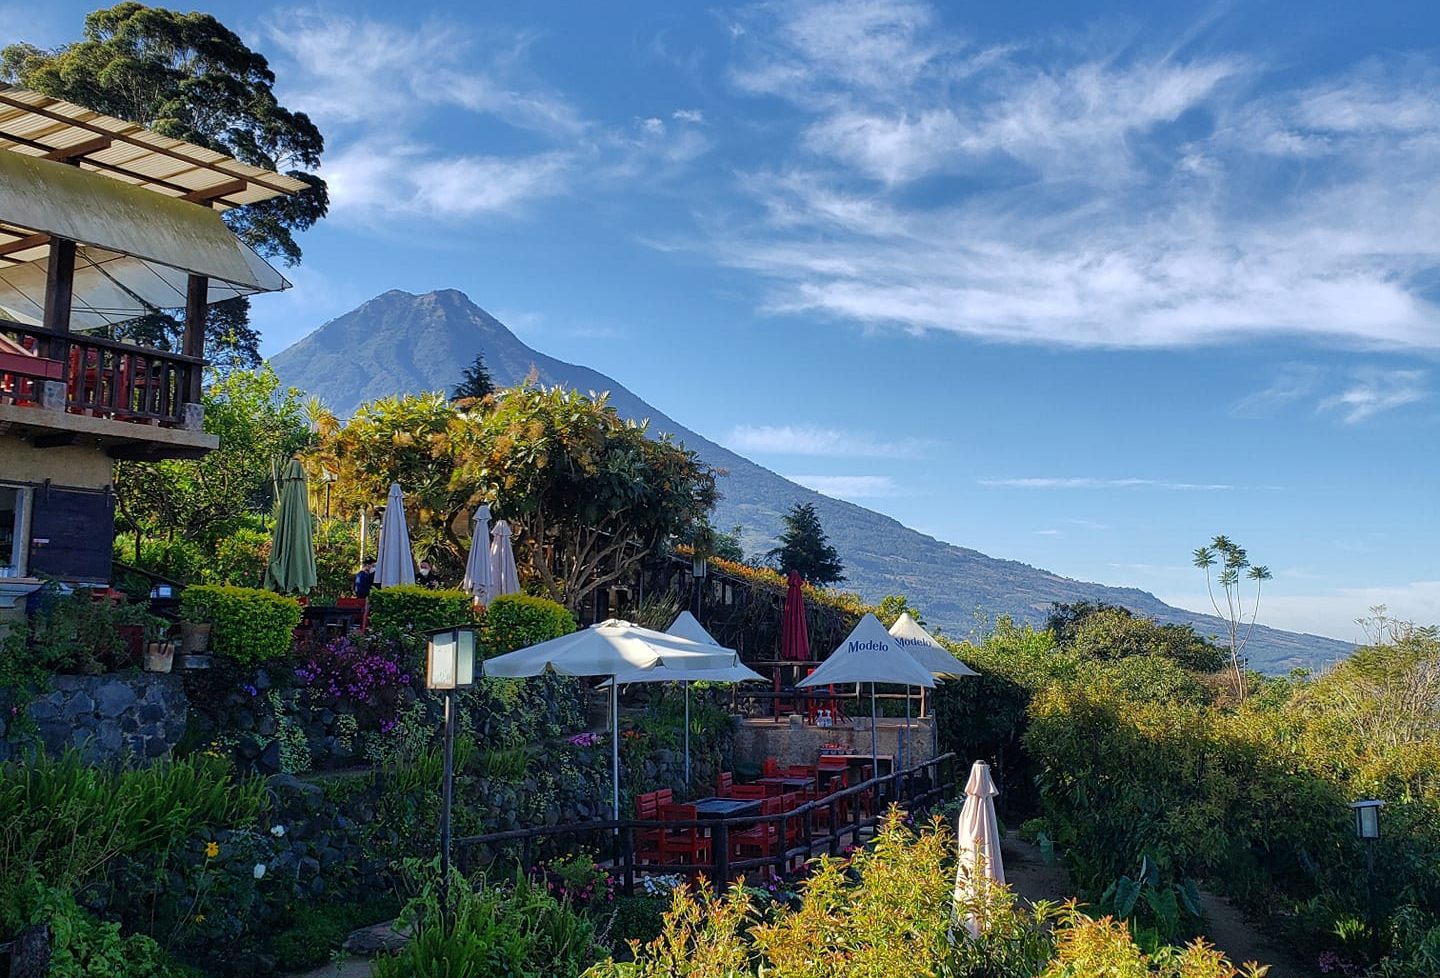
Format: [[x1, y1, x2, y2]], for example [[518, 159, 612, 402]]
[[289, 958, 373, 978]]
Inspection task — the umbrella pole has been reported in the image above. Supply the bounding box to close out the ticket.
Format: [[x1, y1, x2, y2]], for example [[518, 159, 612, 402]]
[[611, 679, 620, 823], [683, 681, 691, 786], [904, 685, 911, 773], [870, 683, 878, 775]]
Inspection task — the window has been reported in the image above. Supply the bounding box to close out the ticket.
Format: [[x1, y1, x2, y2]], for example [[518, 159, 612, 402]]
[[0, 484, 28, 579]]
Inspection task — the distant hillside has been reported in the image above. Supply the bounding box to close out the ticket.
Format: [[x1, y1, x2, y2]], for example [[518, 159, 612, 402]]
[[270, 289, 1354, 672]]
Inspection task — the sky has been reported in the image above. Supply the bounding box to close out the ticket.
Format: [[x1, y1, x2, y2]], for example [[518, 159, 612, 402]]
[[11, 0, 1440, 642]]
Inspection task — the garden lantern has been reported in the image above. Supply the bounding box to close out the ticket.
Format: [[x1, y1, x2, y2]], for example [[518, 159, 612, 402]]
[[426, 625, 479, 932], [1352, 798, 1384, 958], [1352, 799, 1383, 840]]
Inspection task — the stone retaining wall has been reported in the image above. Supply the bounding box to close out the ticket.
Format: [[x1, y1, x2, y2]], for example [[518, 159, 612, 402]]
[[23, 672, 188, 763]]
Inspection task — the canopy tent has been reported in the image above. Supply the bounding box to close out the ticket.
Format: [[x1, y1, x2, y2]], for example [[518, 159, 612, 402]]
[[602, 612, 764, 784], [482, 619, 739, 819], [798, 613, 934, 770], [460, 504, 495, 606], [888, 611, 978, 763], [952, 760, 1005, 939], [374, 483, 416, 588], [263, 459, 317, 594], [489, 520, 520, 598], [780, 571, 810, 661]]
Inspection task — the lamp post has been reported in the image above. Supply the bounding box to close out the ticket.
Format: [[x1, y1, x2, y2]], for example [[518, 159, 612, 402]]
[[427, 625, 478, 931], [1352, 799, 1384, 961], [691, 553, 707, 620]]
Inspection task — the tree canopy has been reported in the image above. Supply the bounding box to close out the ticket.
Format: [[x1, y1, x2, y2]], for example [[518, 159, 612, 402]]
[[452, 353, 496, 403], [1046, 601, 1226, 673], [768, 501, 845, 585], [1, 2, 328, 366]]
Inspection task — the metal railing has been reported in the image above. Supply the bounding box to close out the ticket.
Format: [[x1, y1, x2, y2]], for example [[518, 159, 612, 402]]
[[455, 752, 957, 894], [0, 319, 202, 425]]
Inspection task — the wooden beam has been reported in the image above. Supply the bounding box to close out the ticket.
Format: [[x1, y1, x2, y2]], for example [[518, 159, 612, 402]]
[[42, 135, 112, 163], [183, 274, 207, 404], [0, 232, 49, 257], [181, 178, 248, 205], [42, 238, 76, 367]]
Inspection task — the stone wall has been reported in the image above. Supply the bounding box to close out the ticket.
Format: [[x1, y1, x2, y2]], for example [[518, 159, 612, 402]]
[[732, 715, 937, 774], [22, 672, 188, 764]]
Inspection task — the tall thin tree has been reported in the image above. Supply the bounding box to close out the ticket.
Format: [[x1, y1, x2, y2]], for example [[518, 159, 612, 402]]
[[1192, 534, 1271, 699]]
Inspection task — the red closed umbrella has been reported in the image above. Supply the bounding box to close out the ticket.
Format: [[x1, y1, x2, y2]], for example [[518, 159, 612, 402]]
[[781, 571, 810, 661]]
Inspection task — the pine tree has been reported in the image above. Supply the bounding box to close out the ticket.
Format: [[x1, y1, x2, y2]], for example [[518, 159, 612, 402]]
[[769, 502, 845, 585], [452, 353, 495, 402]]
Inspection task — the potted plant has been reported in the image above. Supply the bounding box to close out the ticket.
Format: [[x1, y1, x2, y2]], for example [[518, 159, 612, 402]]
[[143, 618, 177, 673], [178, 588, 213, 655]]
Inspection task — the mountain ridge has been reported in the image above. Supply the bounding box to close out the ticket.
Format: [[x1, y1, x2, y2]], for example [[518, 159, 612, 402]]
[[269, 288, 1354, 672]]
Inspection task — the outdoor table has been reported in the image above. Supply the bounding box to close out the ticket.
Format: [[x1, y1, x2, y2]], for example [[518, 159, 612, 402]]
[[690, 797, 763, 819], [756, 776, 815, 794]]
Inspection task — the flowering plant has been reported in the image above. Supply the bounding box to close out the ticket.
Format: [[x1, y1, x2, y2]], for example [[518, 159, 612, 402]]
[[567, 732, 599, 748], [294, 635, 411, 729], [531, 851, 615, 909]]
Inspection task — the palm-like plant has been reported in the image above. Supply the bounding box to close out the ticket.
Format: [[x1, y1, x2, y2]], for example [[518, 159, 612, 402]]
[[1193, 535, 1271, 699]]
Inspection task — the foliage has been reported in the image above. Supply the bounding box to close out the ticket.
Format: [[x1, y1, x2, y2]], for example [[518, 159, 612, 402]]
[[10, 882, 184, 978], [377, 862, 599, 978], [534, 851, 616, 910], [14, 586, 160, 677], [1047, 602, 1225, 673], [365, 585, 476, 650], [114, 368, 312, 558], [294, 634, 412, 730], [0, 2, 327, 362], [453, 352, 496, 403], [877, 593, 926, 628], [1192, 535, 1272, 698], [1095, 855, 1204, 950], [265, 896, 402, 972], [482, 593, 577, 656], [179, 584, 301, 665], [0, 750, 263, 934], [767, 501, 845, 585]]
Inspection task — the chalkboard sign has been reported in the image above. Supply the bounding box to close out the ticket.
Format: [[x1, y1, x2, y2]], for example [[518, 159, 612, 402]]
[[28, 485, 115, 582]]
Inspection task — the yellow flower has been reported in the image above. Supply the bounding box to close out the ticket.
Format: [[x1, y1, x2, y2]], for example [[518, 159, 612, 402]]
[[194, 914, 206, 925], [205, 841, 220, 859]]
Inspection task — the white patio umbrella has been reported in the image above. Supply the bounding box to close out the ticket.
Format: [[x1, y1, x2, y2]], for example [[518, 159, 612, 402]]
[[373, 483, 416, 587], [888, 612, 979, 765], [482, 619, 739, 820], [489, 520, 520, 598], [952, 760, 1005, 939], [461, 504, 495, 606], [798, 613, 934, 773], [602, 612, 764, 784]]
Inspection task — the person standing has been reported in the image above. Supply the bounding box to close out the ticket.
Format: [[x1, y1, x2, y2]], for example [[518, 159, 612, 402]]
[[354, 559, 376, 599], [416, 559, 439, 589]]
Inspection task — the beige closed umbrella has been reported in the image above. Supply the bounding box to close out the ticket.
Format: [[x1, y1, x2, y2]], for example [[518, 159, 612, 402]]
[[952, 760, 1005, 939]]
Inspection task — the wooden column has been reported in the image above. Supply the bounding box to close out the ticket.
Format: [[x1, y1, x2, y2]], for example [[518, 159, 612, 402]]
[[182, 274, 208, 404], [42, 238, 76, 370]]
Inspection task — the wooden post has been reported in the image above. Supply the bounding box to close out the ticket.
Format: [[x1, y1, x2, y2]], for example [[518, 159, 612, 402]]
[[621, 824, 635, 897], [42, 238, 76, 371], [183, 274, 207, 403], [714, 821, 730, 885]]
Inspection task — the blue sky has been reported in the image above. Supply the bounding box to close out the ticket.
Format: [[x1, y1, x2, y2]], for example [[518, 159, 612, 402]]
[[11, 1, 1440, 641]]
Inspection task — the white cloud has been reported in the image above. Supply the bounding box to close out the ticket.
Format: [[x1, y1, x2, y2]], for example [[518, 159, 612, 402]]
[[979, 477, 1235, 490], [1318, 368, 1429, 423], [673, 108, 707, 124], [726, 424, 935, 457], [1160, 580, 1440, 646], [1034, 529, 1062, 536], [785, 474, 906, 498]]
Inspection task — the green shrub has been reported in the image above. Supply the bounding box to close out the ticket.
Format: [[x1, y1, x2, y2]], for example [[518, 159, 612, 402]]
[[266, 896, 402, 972], [179, 584, 301, 665], [482, 593, 576, 657], [603, 895, 668, 952], [14, 883, 186, 978], [367, 585, 476, 647]]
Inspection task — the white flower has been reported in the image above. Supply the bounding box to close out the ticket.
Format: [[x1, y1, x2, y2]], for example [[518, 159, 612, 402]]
[[252, 863, 267, 880], [270, 825, 286, 838]]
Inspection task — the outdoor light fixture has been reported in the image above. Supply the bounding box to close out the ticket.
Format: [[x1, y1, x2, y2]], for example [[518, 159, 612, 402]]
[[692, 554, 708, 579], [426, 624, 479, 933], [1352, 799, 1384, 840]]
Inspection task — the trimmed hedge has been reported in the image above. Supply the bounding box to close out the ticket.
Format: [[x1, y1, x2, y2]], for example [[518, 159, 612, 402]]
[[366, 586, 477, 646], [482, 593, 576, 657], [180, 585, 301, 665]]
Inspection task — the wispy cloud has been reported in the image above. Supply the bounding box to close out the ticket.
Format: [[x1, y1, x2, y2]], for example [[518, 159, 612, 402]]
[[979, 477, 1235, 490], [1034, 528, 1062, 536], [727, 423, 935, 458], [785, 474, 907, 498], [1318, 368, 1429, 423], [706, 2, 1440, 350], [1062, 518, 1112, 530]]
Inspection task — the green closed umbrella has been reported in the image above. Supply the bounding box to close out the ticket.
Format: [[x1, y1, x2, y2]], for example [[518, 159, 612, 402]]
[[264, 459, 318, 594]]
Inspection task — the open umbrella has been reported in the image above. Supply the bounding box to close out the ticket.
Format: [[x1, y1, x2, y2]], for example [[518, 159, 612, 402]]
[[888, 612, 979, 766], [603, 612, 764, 784], [264, 459, 317, 595], [490, 520, 520, 598], [798, 613, 934, 773], [952, 760, 1004, 939], [482, 619, 738, 819], [374, 483, 416, 587], [461, 504, 495, 606]]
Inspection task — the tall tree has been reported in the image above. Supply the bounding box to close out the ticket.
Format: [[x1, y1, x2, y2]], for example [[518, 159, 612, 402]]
[[769, 502, 845, 586], [1192, 535, 1272, 699], [1, 3, 328, 366], [452, 353, 495, 402]]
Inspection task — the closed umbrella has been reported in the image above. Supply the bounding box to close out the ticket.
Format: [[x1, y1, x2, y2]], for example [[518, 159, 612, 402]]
[[490, 520, 520, 598], [263, 459, 317, 594], [461, 504, 495, 606], [483, 619, 738, 819], [780, 571, 810, 661], [797, 613, 934, 773], [952, 760, 1005, 939], [374, 483, 416, 587]]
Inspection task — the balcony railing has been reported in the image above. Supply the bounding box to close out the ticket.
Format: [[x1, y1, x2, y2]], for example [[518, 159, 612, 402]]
[[0, 318, 202, 427]]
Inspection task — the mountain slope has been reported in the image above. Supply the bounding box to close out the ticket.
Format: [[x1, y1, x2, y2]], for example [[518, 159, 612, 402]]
[[270, 289, 1352, 672]]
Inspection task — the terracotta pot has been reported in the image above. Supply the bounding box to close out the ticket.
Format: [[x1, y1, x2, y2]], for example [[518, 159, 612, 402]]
[[179, 621, 212, 654], [144, 640, 176, 673]]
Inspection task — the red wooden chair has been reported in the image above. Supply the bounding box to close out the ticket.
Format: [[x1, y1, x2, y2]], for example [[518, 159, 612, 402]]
[[634, 790, 665, 864], [730, 784, 767, 801], [656, 804, 711, 873], [732, 797, 783, 872], [715, 772, 734, 797], [761, 758, 781, 778]]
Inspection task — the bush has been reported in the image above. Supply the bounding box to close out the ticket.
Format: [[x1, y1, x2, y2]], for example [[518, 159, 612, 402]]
[[367, 585, 476, 648], [13, 883, 185, 978], [482, 593, 576, 656], [179, 584, 301, 665], [266, 896, 402, 972]]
